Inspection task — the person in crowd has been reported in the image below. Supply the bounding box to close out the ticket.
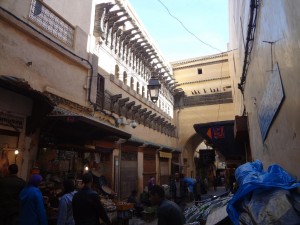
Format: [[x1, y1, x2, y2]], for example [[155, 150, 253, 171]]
[[0, 147, 9, 177], [19, 174, 47, 225], [127, 190, 144, 217], [149, 185, 185, 225], [127, 189, 137, 203], [169, 172, 186, 210], [0, 164, 26, 225], [147, 176, 155, 193], [183, 177, 196, 202], [203, 177, 208, 193], [57, 178, 77, 225], [213, 176, 218, 191], [72, 172, 112, 225], [140, 187, 151, 206], [193, 176, 202, 206], [229, 169, 237, 192], [201, 178, 207, 194]]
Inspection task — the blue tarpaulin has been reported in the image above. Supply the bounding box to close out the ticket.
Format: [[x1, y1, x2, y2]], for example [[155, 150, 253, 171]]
[[184, 177, 196, 192], [227, 160, 300, 225]]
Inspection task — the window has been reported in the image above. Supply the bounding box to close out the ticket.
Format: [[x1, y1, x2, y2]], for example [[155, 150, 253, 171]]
[[96, 73, 105, 110], [115, 65, 119, 79], [136, 82, 140, 94], [142, 86, 145, 97], [29, 0, 74, 47], [123, 71, 127, 85], [130, 77, 134, 90], [197, 68, 203, 74]]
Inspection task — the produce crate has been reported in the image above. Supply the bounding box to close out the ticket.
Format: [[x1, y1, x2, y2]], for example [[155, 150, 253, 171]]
[[116, 202, 134, 211]]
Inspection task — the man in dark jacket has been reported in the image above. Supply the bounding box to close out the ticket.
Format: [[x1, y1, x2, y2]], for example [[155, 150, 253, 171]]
[[169, 173, 186, 210], [72, 173, 111, 225], [150, 185, 185, 225], [0, 164, 26, 225]]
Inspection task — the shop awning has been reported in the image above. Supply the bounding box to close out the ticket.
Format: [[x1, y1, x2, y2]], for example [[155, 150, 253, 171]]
[[41, 112, 131, 142], [171, 161, 185, 167], [0, 76, 53, 106], [83, 145, 114, 153], [126, 137, 181, 153], [0, 76, 54, 134], [193, 120, 245, 161]]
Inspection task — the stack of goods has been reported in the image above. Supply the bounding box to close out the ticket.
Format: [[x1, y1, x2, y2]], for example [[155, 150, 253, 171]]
[[115, 201, 134, 211], [101, 198, 117, 212], [142, 206, 157, 222], [114, 201, 134, 220], [100, 198, 117, 222], [184, 195, 232, 225]]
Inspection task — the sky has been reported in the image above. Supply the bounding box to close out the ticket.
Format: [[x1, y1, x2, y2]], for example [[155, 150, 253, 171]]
[[127, 0, 229, 62]]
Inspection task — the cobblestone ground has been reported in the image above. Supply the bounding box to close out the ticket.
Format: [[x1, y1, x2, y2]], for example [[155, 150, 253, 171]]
[[129, 186, 228, 225]]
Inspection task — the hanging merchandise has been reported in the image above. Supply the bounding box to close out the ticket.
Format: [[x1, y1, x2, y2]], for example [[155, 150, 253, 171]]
[[95, 153, 100, 164], [0, 149, 9, 177]]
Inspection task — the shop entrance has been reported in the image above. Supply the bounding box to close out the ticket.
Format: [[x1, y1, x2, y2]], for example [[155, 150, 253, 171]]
[[120, 151, 137, 200], [160, 158, 169, 185]]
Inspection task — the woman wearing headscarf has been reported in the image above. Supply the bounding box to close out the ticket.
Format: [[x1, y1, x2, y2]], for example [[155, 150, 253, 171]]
[[19, 174, 47, 225]]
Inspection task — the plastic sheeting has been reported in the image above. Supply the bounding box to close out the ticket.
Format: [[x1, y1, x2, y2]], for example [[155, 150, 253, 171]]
[[184, 177, 196, 192], [239, 189, 300, 224], [227, 160, 300, 225]]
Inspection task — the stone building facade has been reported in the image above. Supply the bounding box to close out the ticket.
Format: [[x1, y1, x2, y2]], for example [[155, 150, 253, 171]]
[[0, 0, 178, 198], [171, 53, 242, 179], [228, 0, 300, 178]]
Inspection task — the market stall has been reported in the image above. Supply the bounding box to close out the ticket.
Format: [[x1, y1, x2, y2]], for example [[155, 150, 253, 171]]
[[35, 143, 120, 224], [38, 174, 134, 225], [101, 197, 136, 225]]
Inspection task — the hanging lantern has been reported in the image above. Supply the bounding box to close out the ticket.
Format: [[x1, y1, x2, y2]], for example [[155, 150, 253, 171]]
[[147, 76, 161, 103]]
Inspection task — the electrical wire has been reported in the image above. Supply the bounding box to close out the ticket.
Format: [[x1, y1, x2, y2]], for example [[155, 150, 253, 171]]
[[156, 0, 231, 121], [157, 0, 222, 53]]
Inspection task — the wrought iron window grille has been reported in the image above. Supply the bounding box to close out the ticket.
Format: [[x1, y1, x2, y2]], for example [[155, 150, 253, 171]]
[[29, 0, 75, 47]]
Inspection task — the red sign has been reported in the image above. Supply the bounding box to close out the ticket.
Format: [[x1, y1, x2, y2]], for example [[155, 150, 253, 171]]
[[66, 117, 75, 123], [212, 126, 224, 139]]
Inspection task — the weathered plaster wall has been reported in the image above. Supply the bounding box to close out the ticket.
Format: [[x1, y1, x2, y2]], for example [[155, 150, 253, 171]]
[[172, 54, 236, 176], [0, 88, 35, 179], [229, 0, 300, 178], [0, 17, 90, 107]]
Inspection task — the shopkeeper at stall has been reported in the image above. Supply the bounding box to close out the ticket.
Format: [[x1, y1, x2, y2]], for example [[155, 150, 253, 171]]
[[72, 173, 112, 225]]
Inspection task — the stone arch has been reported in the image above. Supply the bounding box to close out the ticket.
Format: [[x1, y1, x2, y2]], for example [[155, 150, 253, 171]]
[[181, 133, 204, 177]]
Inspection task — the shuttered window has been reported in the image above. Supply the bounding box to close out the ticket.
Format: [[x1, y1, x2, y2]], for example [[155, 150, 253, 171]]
[[96, 73, 104, 110]]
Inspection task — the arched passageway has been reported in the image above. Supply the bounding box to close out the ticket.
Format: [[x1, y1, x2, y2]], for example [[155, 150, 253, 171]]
[[181, 134, 204, 177]]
